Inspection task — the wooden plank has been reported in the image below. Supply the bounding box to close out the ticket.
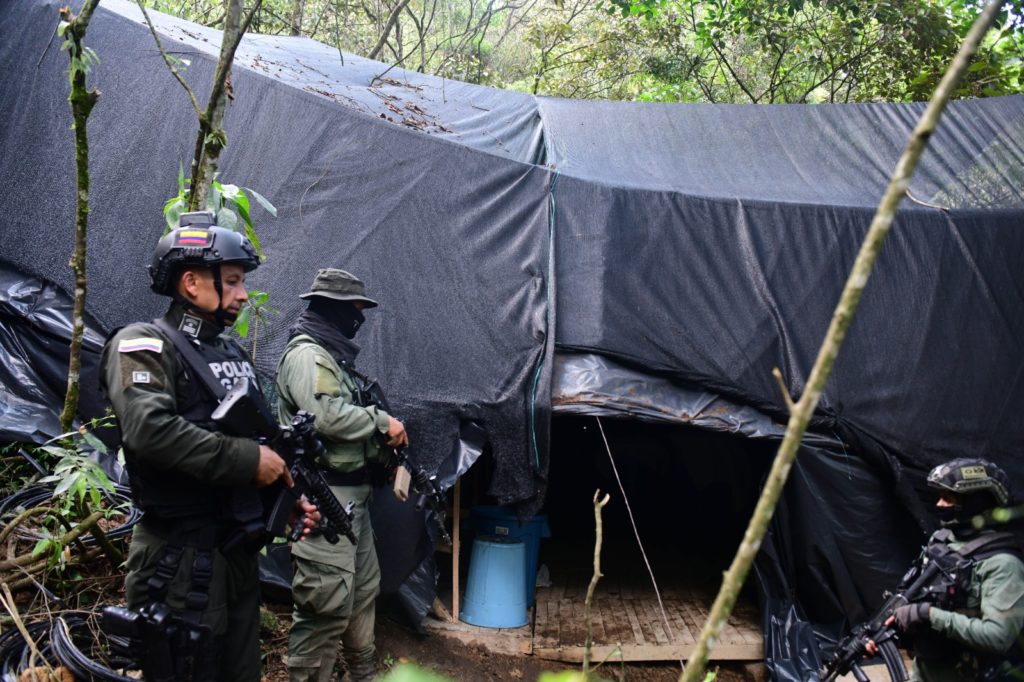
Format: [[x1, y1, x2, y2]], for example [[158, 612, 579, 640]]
[[534, 598, 556, 649], [622, 599, 646, 646], [642, 597, 671, 645], [599, 596, 625, 648], [679, 601, 708, 645], [533, 641, 763, 663], [666, 600, 696, 644], [634, 598, 658, 645], [691, 593, 745, 645], [452, 479, 461, 623]]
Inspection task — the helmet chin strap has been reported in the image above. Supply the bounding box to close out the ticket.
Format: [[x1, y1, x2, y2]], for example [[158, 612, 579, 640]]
[[172, 265, 236, 329], [210, 264, 238, 327]]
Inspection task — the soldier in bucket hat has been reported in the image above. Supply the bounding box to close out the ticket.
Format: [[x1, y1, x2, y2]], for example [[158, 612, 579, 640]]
[[276, 268, 407, 682]]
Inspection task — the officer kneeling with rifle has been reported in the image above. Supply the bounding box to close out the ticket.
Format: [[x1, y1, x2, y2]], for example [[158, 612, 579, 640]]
[[823, 458, 1024, 682], [100, 214, 321, 682]]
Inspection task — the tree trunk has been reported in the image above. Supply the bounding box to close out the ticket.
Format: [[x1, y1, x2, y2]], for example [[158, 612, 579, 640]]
[[190, 0, 249, 210], [58, 0, 102, 435], [290, 0, 304, 36]]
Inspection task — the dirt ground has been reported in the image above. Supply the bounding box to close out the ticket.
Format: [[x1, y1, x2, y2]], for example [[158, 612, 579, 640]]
[[259, 606, 767, 682]]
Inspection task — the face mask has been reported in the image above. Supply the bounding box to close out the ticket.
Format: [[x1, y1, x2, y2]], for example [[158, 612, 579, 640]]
[[337, 305, 365, 339], [935, 506, 958, 526], [310, 299, 365, 339]]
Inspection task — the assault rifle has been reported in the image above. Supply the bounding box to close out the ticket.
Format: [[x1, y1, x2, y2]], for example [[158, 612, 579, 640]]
[[212, 377, 357, 545], [351, 370, 452, 545], [821, 541, 971, 682]]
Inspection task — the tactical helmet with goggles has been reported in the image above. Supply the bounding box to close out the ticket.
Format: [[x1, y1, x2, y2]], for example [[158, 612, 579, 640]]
[[149, 211, 260, 296], [927, 458, 1013, 508]]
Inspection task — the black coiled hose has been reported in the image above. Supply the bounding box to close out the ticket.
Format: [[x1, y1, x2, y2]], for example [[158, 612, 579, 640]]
[[51, 616, 137, 681], [0, 483, 141, 541]]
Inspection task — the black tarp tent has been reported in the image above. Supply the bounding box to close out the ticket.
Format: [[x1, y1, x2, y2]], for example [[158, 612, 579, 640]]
[[2, 0, 1023, 677]]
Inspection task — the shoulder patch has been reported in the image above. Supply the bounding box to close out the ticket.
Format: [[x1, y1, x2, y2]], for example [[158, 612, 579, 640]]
[[118, 337, 164, 354]]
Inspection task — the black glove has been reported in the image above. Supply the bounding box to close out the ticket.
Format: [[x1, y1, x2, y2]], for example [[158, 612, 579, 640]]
[[893, 603, 931, 633]]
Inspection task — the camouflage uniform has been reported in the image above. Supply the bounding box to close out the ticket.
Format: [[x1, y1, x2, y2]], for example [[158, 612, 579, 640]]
[[277, 269, 393, 682], [910, 529, 1024, 682]]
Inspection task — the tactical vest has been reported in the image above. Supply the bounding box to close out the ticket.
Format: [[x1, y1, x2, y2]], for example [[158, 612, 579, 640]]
[[278, 336, 380, 473], [121, 320, 260, 524], [913, 529, 1024, 673]]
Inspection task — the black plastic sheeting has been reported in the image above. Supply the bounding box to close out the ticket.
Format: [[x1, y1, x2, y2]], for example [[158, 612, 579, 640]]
[[2, 0, 1023, 677], [0, 265, 108, 442]]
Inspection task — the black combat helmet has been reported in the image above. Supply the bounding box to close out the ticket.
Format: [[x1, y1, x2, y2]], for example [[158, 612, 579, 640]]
[[927, 458, 1013, 516], [149, 211, 260, 296]]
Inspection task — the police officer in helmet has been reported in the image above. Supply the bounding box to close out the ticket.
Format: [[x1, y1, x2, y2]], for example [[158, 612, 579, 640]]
[[100, 213, 315, 681], [868, 458, 1024, 681]]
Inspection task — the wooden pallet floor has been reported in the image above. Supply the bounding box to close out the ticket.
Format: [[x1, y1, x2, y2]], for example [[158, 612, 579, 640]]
[[531, 569, 763, 663], [430, 541, 764, 664]]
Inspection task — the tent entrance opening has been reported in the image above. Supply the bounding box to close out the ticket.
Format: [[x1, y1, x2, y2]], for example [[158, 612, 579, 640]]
[[533, 415, 772, 662]]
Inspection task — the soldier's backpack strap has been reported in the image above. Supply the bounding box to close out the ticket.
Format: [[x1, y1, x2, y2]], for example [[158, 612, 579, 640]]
[[959, 532, 1024, 562], [152, 318, 227, 401]]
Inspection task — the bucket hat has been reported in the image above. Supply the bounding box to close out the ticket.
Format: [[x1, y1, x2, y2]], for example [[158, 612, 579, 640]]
[[299, 268, 379, 307]]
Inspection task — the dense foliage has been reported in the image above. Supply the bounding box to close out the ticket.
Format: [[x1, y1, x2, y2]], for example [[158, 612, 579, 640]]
[[146, 0, 1022, 102]]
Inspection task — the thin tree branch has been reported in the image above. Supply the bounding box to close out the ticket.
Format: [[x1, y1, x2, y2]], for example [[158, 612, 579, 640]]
[[367, 0, 414, 60], [583, 489, 611, 675], [137, 0, 203, 117]]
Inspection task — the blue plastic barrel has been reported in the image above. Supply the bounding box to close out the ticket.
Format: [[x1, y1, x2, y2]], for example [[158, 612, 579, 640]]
[[461, 536, 528, 628], [471, 505, 550, 605]]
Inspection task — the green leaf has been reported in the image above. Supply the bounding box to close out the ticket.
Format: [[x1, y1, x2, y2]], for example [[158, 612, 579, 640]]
[[164, 196, 185, 232], [243, 221, 263, 259], [245, 187, 278, 217], [232, 192, 254, 234], [53, 471, 79, 497], [216, 207, 239, 230], [85, 468, 115, 493], [57, 20, 70, 36], [220, 183, 241, 201], [209, 181, 222, 213], [233, 305, 251, 338], [80, 429, 108, 456], [73, 476, 87, 502], [41, 443, 73, 456], [32, 539, 52, 558]]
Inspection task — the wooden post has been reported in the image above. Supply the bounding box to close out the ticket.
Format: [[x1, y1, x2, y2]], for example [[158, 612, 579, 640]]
[[453, 478, 461, 622]]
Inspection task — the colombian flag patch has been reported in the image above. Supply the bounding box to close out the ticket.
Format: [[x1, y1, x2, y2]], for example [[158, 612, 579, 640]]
[[118, 337, 164, 354], [177, 229, 210, 246]]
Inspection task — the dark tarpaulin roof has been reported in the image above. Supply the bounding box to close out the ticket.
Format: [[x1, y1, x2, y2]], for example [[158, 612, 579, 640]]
[[2, 0, 1023, 670], [0, 0, 555, 508]]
